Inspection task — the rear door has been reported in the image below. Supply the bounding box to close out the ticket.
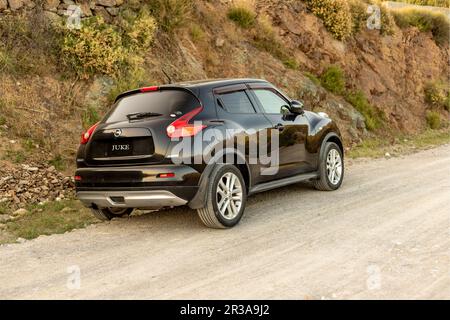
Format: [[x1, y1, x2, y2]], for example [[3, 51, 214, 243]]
[[213, 84, 276, 185], [85, 88, 201, 166], [248, 83, 313, 177]]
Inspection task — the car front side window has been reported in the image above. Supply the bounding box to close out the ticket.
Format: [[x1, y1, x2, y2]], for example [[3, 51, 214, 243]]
[[252, 89, 290, 114]]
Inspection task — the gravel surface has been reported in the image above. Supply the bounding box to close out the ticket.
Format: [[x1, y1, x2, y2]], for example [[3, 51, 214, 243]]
[[0, 145, 449, 299]]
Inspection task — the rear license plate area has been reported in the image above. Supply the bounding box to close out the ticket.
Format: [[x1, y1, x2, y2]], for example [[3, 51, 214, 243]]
[[108, 140, 133, 157]]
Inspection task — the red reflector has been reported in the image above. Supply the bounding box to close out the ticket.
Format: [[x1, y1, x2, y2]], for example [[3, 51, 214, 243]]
[[74, 175, 82, 181], [140, 86, 159, 92], [157, 173, 175, 178]]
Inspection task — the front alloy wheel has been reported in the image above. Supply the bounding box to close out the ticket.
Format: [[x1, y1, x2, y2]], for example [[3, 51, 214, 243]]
[[314, 142, 344, 191]]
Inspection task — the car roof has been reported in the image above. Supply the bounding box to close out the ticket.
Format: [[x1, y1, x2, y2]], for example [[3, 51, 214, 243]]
[[114, 79, 270, 103], [161, 78, 269, 91]]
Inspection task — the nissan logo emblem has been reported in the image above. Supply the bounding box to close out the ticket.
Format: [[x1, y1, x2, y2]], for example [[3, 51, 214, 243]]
[[114, 129, 122, 138]]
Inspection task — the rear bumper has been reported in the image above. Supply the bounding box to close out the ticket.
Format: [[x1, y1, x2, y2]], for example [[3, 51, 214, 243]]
[[76, 190, 187, 209], [75, 164, 202, 209]]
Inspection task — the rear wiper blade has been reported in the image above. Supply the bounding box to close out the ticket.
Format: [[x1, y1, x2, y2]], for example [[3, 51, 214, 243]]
[[126, 112, 162, 120]]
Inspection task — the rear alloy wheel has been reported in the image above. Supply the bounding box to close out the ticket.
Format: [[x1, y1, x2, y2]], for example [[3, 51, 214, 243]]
[[197, 165, 247, 228], [313, 142, 344, 191], [90, 207, 133, 221]]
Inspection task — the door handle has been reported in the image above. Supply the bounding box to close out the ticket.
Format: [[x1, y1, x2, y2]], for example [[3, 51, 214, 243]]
[[274, 123, 285, 131]]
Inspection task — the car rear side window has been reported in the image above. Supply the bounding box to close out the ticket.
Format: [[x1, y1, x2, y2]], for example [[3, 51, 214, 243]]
[[218, 90, 256, 114], [104, 90, 200, 123]]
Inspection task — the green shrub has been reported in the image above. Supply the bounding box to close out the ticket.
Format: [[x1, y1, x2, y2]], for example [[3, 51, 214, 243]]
[[190, 24, 205, 42], [379, 3, 396, 35], [82, 105, 100, 129], [48, 154, 65, 171], [60, 17, 127, 79], [320, 65, 346, 95], [227, 6, 256, 29], [60, 12, 156, 79], [392, 8, 449, 45], [426, 110, 441, 129], [346, 90, 383, 130], [349, 0, 369, 33], [424, 82, 446, 107], [122, 9, 157, 50], [147, 0, 192, 32], [0, 116, 6, 126], [305, 0, 353, 40], [283, 58, 299, 70]]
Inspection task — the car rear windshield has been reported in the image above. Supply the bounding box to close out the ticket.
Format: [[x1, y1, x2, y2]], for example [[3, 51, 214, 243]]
[[104, 89, 200, 123]]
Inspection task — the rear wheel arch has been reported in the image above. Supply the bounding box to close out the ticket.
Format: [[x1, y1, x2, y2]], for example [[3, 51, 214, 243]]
[[188, 148, 251, 209]]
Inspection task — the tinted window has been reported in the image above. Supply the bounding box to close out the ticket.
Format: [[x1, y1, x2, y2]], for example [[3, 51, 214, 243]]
[[252, 89, 289, 114], [104, 90, 199, 123], [219, 91, 255, 114]]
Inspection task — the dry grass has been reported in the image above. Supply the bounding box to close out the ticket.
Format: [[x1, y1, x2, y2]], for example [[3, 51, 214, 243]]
[[0, 199, 97, 244], [348, 128, 450, 158], [392, 7, 449, 45]]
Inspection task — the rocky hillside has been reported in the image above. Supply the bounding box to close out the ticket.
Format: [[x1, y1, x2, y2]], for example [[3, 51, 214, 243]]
[[0, 0, 449, 209]]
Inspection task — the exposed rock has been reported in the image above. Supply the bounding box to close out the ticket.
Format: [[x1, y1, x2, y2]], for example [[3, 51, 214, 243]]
[[92, 5, 111, 23], [16, 237, 26, 243], [79, 1, 92, 17], [97, 0, 116, 7], [215, 38, 225, 47], [12, 208, 28, 216], [0, 214, 11, 223], [43, 0, 60, 11], [0, 163, 74, 211], [106, 6, 119, 16], [0, 0, 8, 11], [61, 207, 74, 213], [7, 0, 23, 10]]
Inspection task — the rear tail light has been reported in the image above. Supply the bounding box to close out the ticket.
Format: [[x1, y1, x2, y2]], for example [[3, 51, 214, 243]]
[[74, 175, 82, 181], [80, 122, 99, 144], [166, 106, 206, 139]]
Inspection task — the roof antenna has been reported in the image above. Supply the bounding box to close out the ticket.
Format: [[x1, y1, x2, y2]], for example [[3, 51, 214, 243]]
[[162, 68, 172, 84]]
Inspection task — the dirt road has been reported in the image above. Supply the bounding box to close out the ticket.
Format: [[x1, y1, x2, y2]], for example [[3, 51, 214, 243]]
[[0, 145, 449, 299]]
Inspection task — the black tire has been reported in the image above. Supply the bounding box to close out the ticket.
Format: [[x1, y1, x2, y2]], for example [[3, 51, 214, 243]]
[[314, 142, 344, 191], [90, 207, 133, 221], [197, 164, 247, 229]]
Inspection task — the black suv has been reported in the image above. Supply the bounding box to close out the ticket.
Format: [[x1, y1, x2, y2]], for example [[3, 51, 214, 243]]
[[75, 79, 344, 228]]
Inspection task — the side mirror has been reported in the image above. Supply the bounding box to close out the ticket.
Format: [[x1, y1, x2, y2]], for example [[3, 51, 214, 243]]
[[290, 100, 304, 114]]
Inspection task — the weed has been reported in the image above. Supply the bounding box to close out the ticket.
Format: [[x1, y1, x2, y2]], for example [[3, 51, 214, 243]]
[[304, 71, 321, 86], [320, 65, 346, 95], [147, 0, 193, 32], [392, 8, 449, 45], [81, 105, 100, 129], [228, 6, 256, 29], [48, 154, 65, 171], [426, 110, 441, 129], [345, 90, 384, 131]]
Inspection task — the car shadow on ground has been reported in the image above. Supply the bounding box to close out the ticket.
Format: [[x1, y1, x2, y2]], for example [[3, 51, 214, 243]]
[[117, 182, 316, 230]]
